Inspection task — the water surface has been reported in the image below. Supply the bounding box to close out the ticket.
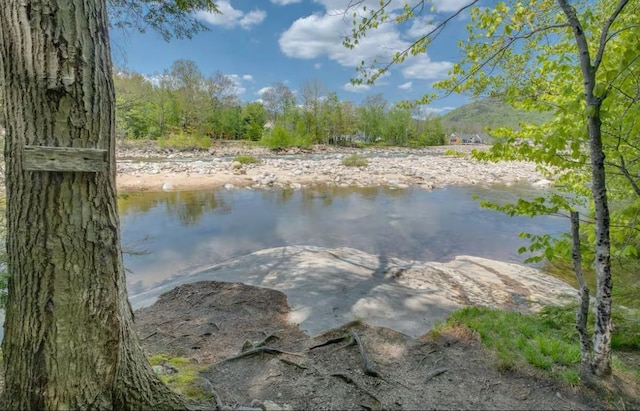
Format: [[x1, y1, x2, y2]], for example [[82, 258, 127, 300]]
[[120, 184, 568, 296]]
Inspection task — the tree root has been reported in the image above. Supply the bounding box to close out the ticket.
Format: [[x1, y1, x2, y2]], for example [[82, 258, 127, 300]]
[[350, 330, 380, 378], [308, 335, 349, 351], [424, 367, 448, 382], [215, 346, 305, 366], [330, 372, 382, 408]]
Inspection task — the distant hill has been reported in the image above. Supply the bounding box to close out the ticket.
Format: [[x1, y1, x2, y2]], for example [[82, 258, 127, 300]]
[[439, 98, 552, 134]]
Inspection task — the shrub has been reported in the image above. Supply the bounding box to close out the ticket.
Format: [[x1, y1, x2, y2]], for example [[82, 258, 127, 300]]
[[261, 125, 311, 149], [342, 154, 368, 167], [157, 132, 211, 151], [233, 155, 262, 165], [443, 148, 466, 157]]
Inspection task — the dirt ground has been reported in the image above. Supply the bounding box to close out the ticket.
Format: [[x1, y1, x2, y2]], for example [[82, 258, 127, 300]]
[[135, 281, 621, 410]]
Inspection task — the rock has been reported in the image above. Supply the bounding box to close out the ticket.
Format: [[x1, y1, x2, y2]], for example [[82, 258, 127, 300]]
[[161, 182, 173, 191], [224, 184, 235, 190], [263, 400, 293, 411], [532, 179, 553, 188], [131, 246, 576, 338], [231, 161, 242, 170]]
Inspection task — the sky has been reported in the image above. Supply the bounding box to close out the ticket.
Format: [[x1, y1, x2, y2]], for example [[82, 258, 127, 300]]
[[109, 0, 478, 114]]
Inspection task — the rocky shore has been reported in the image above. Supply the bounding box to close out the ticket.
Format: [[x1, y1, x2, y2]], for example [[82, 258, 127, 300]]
[[116, 142, 552, 192]]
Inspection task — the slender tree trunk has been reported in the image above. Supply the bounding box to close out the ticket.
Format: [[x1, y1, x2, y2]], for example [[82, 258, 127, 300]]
[[558, 0, 613, 377], [570, 211, 592, 378], [0, 0, 185, 408]]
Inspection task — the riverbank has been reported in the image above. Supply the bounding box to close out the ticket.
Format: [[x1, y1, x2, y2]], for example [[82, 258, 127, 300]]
[[116, 141, 552, 192]]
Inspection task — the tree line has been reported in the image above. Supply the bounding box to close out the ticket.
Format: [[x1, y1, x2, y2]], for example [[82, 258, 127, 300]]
[[114, 59, 446, 147]]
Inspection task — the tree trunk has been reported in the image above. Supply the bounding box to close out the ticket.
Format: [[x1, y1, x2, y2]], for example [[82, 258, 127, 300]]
[[570, 211, 592, 378], [0, 0, 185, 409], [558, 0, 613, 377]]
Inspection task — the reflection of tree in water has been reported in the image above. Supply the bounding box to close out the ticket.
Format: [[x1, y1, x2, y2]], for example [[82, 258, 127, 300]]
[[119, 190, 230, 226], [298, 185, 411, 213], [165, 191, 230, 225]]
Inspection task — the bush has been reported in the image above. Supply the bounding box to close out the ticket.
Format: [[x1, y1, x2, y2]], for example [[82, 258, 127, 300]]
[[341, 154, 368, 167], [157, 132, 211, 151], [261, 125, 311, 149], [233, 155, 261, 165]]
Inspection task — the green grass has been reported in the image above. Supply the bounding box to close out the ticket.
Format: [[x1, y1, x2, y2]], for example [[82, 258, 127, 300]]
[[149, 354, 213, 401], [430, 304, 638, 385], [232, 155, 261, 165], [443, 148, 467, 158], [341, 154, 368, 167], [157, 132, 211, 151]]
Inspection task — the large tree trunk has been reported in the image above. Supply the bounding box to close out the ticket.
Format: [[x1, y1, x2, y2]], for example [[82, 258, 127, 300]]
[[0, 1, 185, 409]]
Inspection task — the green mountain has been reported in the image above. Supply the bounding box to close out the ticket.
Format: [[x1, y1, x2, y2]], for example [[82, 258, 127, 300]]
[[439, 98, 552, 134]]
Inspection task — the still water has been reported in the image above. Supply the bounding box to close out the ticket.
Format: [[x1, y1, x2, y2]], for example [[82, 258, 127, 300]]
[[120, 184, 568, 297]]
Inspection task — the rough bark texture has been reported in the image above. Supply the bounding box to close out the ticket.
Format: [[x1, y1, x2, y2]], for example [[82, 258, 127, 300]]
[[0, 0, 185, 409], [558, 0, 613, 377], [570, 211, 592, 378]]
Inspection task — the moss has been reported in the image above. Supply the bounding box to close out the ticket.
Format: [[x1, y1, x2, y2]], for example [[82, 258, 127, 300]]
[[148, 354, 213, 401]]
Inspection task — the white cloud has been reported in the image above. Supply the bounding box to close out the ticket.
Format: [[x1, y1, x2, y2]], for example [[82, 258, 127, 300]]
[[432, 0, 476, 12], [257, 86, 273, 96], [271, 0, 302, 4], [279, 12, 407, 68], [240, 10, 267, 30], [398, 81, 412, 90], [196, 1, 265, 30], [406, 18, 436, 39], [279, 2, 453, 85], [242, 74, 254, 81], [343, 82, 371, 93], [225, 74, 247, 94], [401, 55, 453, 80], [314, 63, 322, 70]]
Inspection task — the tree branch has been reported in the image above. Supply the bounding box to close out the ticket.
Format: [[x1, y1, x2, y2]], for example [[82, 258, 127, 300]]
[[594, 0, 630, 71]]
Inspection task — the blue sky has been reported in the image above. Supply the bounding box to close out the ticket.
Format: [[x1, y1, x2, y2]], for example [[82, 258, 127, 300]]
[[109, 0, 477, 114]]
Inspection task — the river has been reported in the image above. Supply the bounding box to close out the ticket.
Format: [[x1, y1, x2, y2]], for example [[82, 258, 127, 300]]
[[120, 184, 567, 297]]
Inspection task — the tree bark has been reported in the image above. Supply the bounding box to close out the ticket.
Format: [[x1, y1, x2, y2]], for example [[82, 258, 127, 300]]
[[0, 0, 185, 409], [558, 0, 613, 377], [570, 211, 592, 378]]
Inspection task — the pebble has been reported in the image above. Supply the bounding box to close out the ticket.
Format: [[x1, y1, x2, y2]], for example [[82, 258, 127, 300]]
[[115, 144, 549, 190]]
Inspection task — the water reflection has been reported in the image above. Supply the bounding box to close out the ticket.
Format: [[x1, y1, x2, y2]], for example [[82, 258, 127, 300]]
[[119, 184, 568, 295]]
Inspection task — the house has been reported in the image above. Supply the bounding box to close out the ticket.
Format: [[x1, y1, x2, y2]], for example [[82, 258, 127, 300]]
[[263, 120, 275, 130], [448, 133, 485, 145]]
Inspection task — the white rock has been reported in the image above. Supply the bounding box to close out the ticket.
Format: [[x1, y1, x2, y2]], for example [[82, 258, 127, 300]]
[[161, 182, 173, 191], [532, 179, 553, 188], [224, 184, 235, 190]]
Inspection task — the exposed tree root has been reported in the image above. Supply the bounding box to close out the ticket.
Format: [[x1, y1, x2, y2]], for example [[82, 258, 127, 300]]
[[424, 367, 448, 382], [330, 372, 382, 408], [215, 346, 305, 366], [308, 335, 349, 351], [350, 330, 380, 378]]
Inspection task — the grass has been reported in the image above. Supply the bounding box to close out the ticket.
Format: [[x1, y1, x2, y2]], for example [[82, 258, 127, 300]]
[[443, 148, 467, 158], [341, 154, 369, 167], [430, 304, 639, 385], [149, 353, 213, 401], [232, 155, 261, 165]]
